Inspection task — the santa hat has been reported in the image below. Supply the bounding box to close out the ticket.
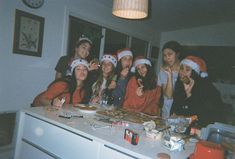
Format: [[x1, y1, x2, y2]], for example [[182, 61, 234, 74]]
[[180, 56, 208, 78], [101, 54, 117, 67], [131, 56, 152, 72], [78, 35, 92, 45], [116, 48, 133, 61], [70, 58, 89, 73]]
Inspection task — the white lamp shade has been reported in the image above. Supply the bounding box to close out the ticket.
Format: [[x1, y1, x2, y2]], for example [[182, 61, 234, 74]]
[[112, 0, 148, 19]]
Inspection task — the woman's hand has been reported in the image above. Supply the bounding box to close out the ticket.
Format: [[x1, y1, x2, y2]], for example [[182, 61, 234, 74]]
[[90, 96, 100, 104], [108, 80, 116, 89], [136, 78, 144, 96], [136, 86, 144, 96], [52, 97, 65, 109], [161, 66, 172, 76], [120, 67, 129, 78], [183, 77, 194, 98], [190, 115, 198, 122], [89, 62, 99, 71]]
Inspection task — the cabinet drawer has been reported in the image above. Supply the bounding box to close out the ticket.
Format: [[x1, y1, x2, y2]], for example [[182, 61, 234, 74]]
[[19, 141, 54, 159], [100, 145, 138, 159], [22, 114, 99, 159]]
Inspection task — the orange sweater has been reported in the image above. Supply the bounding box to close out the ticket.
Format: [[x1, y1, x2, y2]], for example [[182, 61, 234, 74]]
[[32, 81, 84, 106], [122, 76, 161, 115]]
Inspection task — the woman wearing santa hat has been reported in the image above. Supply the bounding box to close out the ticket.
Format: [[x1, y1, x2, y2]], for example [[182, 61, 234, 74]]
[[122, 57, 161, 115], [111, 48, 134, 107], [90, 54, 117, 104], [170, 56, 225, 127], [55, 35, 99, 79], [32, 58, 91, 107]]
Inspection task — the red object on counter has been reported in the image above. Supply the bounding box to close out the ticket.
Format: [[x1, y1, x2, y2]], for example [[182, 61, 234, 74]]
[[124, 129, 139, 145], [190, 140, 224, 159]]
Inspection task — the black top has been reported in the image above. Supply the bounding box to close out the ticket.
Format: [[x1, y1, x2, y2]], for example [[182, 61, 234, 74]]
[[171, 77, 226, 127], [55, 56, 71, 77]]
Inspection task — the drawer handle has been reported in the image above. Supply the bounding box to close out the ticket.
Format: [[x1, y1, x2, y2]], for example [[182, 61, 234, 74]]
[[34, 127, 44, 137]]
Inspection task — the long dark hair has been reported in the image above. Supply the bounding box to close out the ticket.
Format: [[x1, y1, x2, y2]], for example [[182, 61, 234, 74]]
[[162, 41, 182, 67], [174, 70, 200, 99], [116, 61, 123, 78], [92, 63, 116, 97], [115, 61, 133, 80], [69, 69, 91, 104], [135, 64, 156, 91], [70, 39, 92, 58], [48, 68, 90, 104]]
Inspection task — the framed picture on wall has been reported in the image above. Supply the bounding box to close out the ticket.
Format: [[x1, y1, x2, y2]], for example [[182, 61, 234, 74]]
[[13, 9, 44, 57]]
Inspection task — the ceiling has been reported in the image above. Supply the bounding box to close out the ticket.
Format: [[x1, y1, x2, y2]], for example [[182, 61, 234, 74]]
[[105, 0, 235, 32]]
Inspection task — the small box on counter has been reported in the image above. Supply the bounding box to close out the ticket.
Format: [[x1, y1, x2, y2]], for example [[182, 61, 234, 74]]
[[124, 129, 139, 145]]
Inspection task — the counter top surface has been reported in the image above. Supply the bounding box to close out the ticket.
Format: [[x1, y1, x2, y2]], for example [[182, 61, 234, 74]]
[[21, 106, 195, 159]]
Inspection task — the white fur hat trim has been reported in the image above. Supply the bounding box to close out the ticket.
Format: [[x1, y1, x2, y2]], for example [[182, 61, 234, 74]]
[[134, 59, 152, 67], [180, 59, 200, 74], [79, 36, 92, 44], [101, 55, 117, 67], [70, 58, 89, 73], [117, 50, 133, 61], [131, 59, 151, 72]]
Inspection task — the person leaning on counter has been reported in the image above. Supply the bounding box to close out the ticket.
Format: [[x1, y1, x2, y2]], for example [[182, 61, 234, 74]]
[[170, 55, 226, 127], [90, 54, 117, 105], [32, 58, 91, 107], [112, 48, 134, 107], [157, 41, 182, 119], [122, 56, 161, 116]]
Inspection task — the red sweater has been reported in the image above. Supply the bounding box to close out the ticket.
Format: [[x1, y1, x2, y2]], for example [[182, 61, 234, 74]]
[[32, 81, 84, 106], [123, 76, 161, 115]]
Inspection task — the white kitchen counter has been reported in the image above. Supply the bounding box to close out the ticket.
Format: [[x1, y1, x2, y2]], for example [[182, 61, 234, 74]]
[[14, 107, 195, 159]]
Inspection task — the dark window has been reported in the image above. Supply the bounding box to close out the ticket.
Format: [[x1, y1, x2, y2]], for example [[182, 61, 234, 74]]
[[131, 37, 148, 57], [68, 16, 102, 60], [104, 29, 128, 54], [182, 46, 235, 83]]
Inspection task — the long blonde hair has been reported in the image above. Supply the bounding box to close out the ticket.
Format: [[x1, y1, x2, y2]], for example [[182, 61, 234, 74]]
[[91, 65, 116, 98]]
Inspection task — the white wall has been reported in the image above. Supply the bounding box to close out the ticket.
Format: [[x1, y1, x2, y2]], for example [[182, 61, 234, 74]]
[[0, 0, 66, 112], [160, 22, 235, 47], [0, 0, 158, 112]]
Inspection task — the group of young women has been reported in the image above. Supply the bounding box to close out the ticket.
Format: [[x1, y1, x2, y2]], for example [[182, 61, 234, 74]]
[[32, 36, 226, 127]]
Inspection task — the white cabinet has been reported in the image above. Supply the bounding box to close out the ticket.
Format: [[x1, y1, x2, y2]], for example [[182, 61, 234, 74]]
[[15, 114, 99, 159], [19, 141, 54, 159], [14, 108, 194, 159], [99, 145, 136, 159]]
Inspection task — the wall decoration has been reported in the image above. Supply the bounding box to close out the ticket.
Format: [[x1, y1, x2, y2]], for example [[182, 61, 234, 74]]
[[13, 9, 44, 57]]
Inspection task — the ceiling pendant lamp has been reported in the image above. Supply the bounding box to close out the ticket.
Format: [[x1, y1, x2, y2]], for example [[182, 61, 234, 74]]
[[112, 0, 148, 19]]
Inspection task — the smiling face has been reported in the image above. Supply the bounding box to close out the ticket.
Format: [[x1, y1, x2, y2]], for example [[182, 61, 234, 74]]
[[179, 64, 193, 81], [121, 55, 133, 69], [163, 48, 178, 67], [74, 42, 91, 59], [74, 64, 88, 81], [102, 61, 114, 76], [136, 64, 148, 77]]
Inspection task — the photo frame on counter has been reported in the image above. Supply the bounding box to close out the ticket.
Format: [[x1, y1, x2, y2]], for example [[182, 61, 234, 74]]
[[13, 9, 44, 57]]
